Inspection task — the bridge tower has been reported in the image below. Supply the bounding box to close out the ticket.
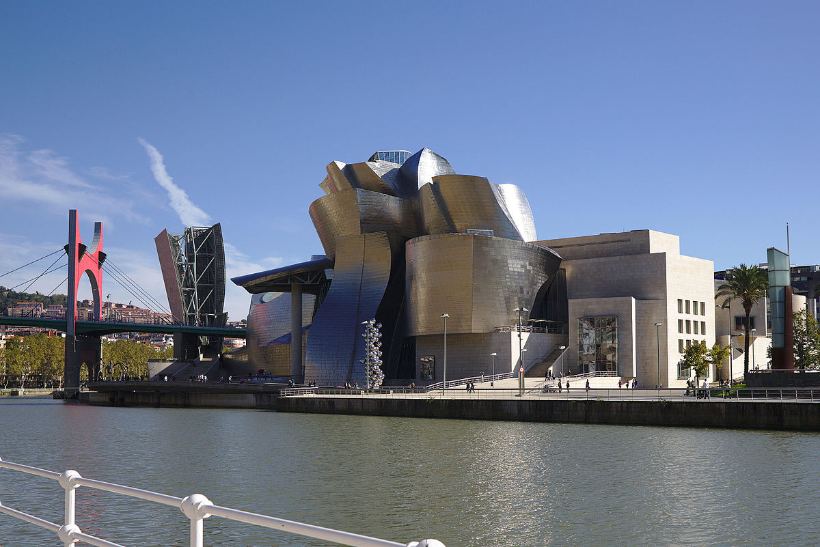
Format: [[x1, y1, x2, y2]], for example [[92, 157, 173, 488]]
[[64, 209, 106, 397]]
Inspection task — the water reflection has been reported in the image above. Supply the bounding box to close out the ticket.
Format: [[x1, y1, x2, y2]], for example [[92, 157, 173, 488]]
[[0, 400, 818, 545]]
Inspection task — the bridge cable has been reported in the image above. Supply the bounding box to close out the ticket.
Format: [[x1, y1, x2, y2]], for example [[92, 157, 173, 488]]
[[8, 259, 67, 293], [101, 266, 173, 324], [101, 262, 173, 320], [20, 254, 67, 293], [104, 259, 173, 315], [101, 265, 161, 313], [102, 259, 173, 316], [0, 248, 65, 280], [46, 275, 68, 297]]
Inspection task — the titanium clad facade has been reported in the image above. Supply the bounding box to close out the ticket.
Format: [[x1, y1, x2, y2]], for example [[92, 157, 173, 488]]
[[495, 183, 537, 242], [309, 189, 417, 259], [233, 147, 567, 386], [304, 232, 394, 385], [421, 175, 524, 240], [406, 234, 561, 336], [400, 148, 455, 188], [246, 292, 317, 376]]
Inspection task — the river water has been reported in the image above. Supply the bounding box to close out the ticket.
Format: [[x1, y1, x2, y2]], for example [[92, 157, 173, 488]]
[[0, 399, 818, 546]]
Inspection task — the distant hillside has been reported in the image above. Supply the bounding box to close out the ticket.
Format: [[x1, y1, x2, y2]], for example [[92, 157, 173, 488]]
[[0, 286, 67, 312]]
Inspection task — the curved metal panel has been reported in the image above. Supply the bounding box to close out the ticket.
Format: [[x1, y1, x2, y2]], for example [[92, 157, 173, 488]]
[[400, 148, 455, 189], [309, 189, 417, 259], [304, 232, 393, 386], [247, 292, 316, 376], [421, 175, 522, 240], [406, 234, 561, 336], [495, 184, 537, 242], [343, 162, 396, 195]]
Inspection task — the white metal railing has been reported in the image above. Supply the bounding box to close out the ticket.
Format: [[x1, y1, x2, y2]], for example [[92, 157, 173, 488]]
[[425, 371, 514, 391], [0, 458, 444, 547], [553, 370, 618, 381], [277, 387, 818, 403]]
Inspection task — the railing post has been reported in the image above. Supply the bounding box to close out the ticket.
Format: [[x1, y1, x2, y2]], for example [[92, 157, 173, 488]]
[[181, 494, 212, 547], [58, 470, 81, 546]]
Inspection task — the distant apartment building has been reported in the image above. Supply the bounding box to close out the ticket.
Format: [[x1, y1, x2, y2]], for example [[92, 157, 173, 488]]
[[44, 304, 65, 319], [7, 301, 45, 318], [103, 301, 171, 324]]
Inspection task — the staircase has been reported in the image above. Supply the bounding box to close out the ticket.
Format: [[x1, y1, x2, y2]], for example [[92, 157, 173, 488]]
[[525, 346, 568, 378]]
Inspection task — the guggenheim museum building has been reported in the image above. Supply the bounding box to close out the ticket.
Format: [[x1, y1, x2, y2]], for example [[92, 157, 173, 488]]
[[233, 149, 716, 389]]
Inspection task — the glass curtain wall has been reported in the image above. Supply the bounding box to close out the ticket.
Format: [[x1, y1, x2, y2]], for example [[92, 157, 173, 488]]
[[578, 316, 618, 373]]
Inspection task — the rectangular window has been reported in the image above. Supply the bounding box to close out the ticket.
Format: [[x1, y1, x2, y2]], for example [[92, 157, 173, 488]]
[[678, 339, 684, 353], [693, 321, 699, 335], [678, 299, 683, 313], [678, 319, 683, 333], [700, 301, 706, 316], [735, 316, 756, 330], [686, 320, 691, 334], [578, 316, 618, 374], [686, 339, 692, 348], [678, 360, 691, 380], [686, 300, 691, 314], [701, 321, 706, 335]]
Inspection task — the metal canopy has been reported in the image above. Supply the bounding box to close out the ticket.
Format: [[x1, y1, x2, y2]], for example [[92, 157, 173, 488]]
[[231, 256, 332, 294]]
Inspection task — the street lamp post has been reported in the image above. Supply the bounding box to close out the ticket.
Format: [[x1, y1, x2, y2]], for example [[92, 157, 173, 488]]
[[654, 322, 663, 392], [751, 328, 757, 370], [514, 307, 529, 373], [490, 352, 497, 386], [440, 313, 449, 393], [558, 345, 566, 377]]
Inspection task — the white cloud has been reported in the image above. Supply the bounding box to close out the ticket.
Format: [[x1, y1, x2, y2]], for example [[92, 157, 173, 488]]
[[0, 133, 148, 226], [135, 140, 283, 320], [138, 138, 211, 227], [0, 233, 68, 295]]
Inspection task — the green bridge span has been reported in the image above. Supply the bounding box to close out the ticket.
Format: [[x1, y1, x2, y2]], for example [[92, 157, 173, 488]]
[[0, 316, 246, 338]]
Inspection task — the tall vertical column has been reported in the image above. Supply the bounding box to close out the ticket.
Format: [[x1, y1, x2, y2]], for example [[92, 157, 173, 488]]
[[66, 210, 79, 337], [290, 281, 303, 383]]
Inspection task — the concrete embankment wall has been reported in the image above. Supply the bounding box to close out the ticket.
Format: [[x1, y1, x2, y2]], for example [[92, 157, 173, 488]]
[[1, 388, 54, 398], [276, 397, 820, 431], [78, 389, 820, 431], [82, 390, 279, 409]]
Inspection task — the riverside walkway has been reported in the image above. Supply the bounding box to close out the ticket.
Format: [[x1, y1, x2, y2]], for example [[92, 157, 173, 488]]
[[280, 385, 820, 403]]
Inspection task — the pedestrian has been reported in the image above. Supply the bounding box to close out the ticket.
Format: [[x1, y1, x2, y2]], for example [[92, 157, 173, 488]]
[[702, 378, 709, 399], [558, 381, 562, 393], [618, 379, 622, 389], [466, 382, 471, 392], [585, 379, 590, 393], [633, 379, 637, 389], [566, 380, 570, 392]]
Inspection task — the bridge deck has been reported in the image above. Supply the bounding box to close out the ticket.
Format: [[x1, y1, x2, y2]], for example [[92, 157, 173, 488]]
[[0, 316, 246, 338]]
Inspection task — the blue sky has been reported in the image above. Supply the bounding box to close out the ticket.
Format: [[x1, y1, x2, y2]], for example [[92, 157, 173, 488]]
[[1, 1, 818, 320]]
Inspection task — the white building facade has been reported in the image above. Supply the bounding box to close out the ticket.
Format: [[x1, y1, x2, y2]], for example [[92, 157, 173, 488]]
[[535, 230, 716, 388]]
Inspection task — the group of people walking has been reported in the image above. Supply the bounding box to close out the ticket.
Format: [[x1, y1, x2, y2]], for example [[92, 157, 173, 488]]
[[685, 378, 711, 398]]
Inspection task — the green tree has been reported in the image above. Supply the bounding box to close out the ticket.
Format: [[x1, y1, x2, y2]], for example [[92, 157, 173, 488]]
[[708, 343, 731, 381], [0, 343, 6, 388], [680, 341, 710, 387], [793, 309, 820, 370], [5, 336, 34, 388], [716, 264, 769, 378]]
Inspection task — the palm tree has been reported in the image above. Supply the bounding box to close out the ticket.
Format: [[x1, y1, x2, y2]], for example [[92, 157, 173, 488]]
[[716, 264, 769, 378]]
